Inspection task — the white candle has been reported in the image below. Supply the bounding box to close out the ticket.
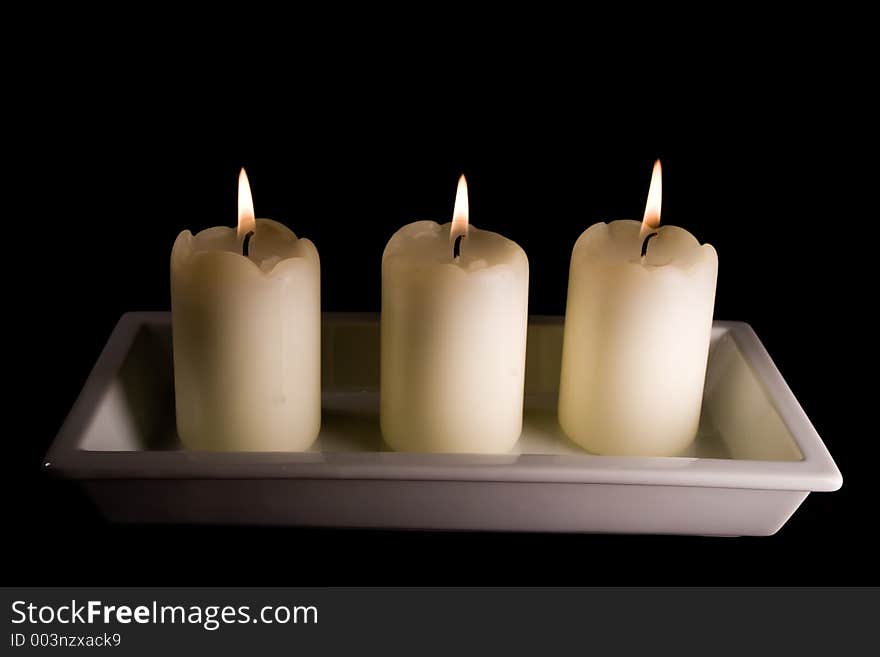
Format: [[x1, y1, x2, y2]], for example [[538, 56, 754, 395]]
[[381, 176, 529, 453], [171, 169, 321, 451], [558, 161, 718, 456]]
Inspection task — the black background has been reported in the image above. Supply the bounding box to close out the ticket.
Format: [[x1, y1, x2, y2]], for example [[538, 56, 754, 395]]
[[6, 25, 874, 585]]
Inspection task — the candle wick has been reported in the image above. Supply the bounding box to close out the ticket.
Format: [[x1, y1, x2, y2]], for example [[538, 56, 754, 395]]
[[242, 230, 255, 257], [640, 232, 658, 258], [453, 234, 465, 260]]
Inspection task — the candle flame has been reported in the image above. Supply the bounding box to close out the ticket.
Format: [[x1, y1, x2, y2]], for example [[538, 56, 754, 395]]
[[238, 167, 256, 238], [640, 159, 662, 237], [450, 174, 469, 243]]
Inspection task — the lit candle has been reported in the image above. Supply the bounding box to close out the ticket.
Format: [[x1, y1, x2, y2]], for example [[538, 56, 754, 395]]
[[171, 169, 321, 451], [381, 175, 529, 453], [558, 161, 718, 456]]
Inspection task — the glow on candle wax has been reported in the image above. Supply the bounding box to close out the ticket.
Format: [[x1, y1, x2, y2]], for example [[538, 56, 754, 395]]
[[640, 159, 662, 237]]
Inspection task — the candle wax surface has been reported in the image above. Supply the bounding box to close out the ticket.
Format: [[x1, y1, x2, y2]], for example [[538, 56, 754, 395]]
[[382, 219, 523, 270], [575, 219, 711, 268], [176, 218, 312, 273]]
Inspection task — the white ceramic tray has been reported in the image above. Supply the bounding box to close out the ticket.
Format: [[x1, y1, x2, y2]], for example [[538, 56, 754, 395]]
[[45, 312, 841, 535]]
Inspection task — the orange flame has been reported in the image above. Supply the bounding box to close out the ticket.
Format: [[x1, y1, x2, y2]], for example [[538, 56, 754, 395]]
[[640, 160, 662, 237], [238, 168, 256, 238], [450, 174, 469, 244]]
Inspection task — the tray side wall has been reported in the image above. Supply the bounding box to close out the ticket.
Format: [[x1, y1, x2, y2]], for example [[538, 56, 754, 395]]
[[83, 479, 808, 536]]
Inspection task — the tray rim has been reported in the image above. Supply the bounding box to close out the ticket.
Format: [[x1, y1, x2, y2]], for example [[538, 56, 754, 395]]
[[43, 312, 843, 493]]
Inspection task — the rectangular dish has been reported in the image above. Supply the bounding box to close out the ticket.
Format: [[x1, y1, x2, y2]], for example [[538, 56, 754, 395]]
[[44, 313, 842, 535]]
